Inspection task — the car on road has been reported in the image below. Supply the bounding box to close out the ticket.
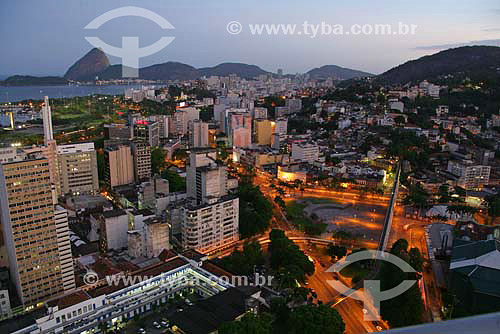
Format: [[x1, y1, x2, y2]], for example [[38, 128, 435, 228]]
[[137, 328, 146, 334], [185, 298, 193, 306], [160, 320, 169, 327]]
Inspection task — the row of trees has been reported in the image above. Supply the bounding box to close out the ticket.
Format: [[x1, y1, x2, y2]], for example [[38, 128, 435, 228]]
[[219, 303, 345, 334], [269, 229, 315, 289], [218, 241, 265, 276], [379, 239, 424, 328], [238, 180, 273, 238]]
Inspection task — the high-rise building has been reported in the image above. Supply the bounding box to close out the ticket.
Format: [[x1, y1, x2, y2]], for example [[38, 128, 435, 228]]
[[131, 141, 152, 182], [105, 145, 134, 188], [98, 209, 129, 252], [54, 206, 76, 292], [42, 96, 54, 145], [133, 121, 160, 147], [447, 160, 491, 190], [186, 148, 228, 205], [285, 98, 302, 114], [0, 157, 67, 305], [182, 148, 238, 253], [181, 196, 239, 254], [173, 107, 200, 136], [189, 120, 209, 148], [232, 127, 252, 148], [254, 119, 274, 146], [57, 143, 99, 195]]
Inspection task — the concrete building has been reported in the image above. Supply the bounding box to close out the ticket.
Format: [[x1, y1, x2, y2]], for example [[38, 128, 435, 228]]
[[232, 127, 252, 148], [447, 160, 491, 190], [104, 123, 130, 141], [133, 121, 160, 147], [181, 196, 239, 254], [186, 148, 228, 205], [274, 118, 288, 136], [254, 119, 274, 146], [131, 141, 152, 182], [173, 107, 199, 136], [57, 143, 99, 195], [54, 206, 76, 293], [0, 157, 65, 305], [285, 98, 302, 114], [99, 209, 129, 252], [105, 145, 134, 188], [188, 120, 209, 148], [182, 148, 239, 253], [128, 217, 170, 258], [3, 255, 235, 334], [41, 96, 53, 146], [0, 289, 10, 318], [291, 142, 319, 162], [253, 107, 268, 119]]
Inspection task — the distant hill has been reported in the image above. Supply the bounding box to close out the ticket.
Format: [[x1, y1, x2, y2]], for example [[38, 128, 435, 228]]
[[96, 62, 200, 81], [64, 48, 110, 81], [199, 63, 269, 79], [0, 75, 68, 86], [307, 65, 373, 80], [376, 46, 500, 85]]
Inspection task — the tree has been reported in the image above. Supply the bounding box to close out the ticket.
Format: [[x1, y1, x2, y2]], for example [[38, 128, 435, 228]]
[[403, 183, 430, 210], [484, 194, 500, 223], [151, 147, 166, 174], [438, 184, 451, 203], [332, 230, 353, 240], [219, 313, 273, 334], [379, 239, 424, 328], [274, 196, 286, 209], [269, 230, 315, 286], [394, 115, 406, 125], [161, 170, 186, 192], [238, 181, 273, 238], [288, 305, 345, 334], [327, 244, 347, 260], [219, 241, 265, 276]]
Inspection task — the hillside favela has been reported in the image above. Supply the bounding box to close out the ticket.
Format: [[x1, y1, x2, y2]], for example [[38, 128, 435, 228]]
[[1, 1, 500, 334]]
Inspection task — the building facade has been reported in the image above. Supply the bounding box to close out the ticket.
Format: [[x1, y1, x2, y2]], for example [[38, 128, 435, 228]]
[[57, 143, 99, 196], [0, 158, 65, 305]]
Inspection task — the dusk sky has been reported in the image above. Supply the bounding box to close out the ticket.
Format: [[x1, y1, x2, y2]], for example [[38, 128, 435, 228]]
[[1, 0, 499, 76]]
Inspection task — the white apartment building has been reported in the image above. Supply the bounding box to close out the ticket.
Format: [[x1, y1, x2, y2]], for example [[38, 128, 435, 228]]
[[189, 120, 209, 148], [99, 209, 129, 252], [447, 160, 491, 190], [131, 141, 152, 182], [57, 143, 99, 195], [291, 142, 319, 162], [128, 217, 170, 258], [181, 196, 239, 254], [186, 148, 228, 205], [173, 107, 200, 136], [54, 206, 76, 293]]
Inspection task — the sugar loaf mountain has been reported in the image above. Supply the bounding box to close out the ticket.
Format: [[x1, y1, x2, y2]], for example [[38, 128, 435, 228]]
[[2, 45, 500, 85]]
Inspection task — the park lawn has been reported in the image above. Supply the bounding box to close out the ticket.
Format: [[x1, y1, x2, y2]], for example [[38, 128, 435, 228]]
[[286, 201, 327, 236], [302, 197, 341, 205]]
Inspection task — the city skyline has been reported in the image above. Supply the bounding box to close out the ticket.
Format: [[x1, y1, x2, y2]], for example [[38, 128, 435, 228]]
[[1, 0, 500, 76]]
